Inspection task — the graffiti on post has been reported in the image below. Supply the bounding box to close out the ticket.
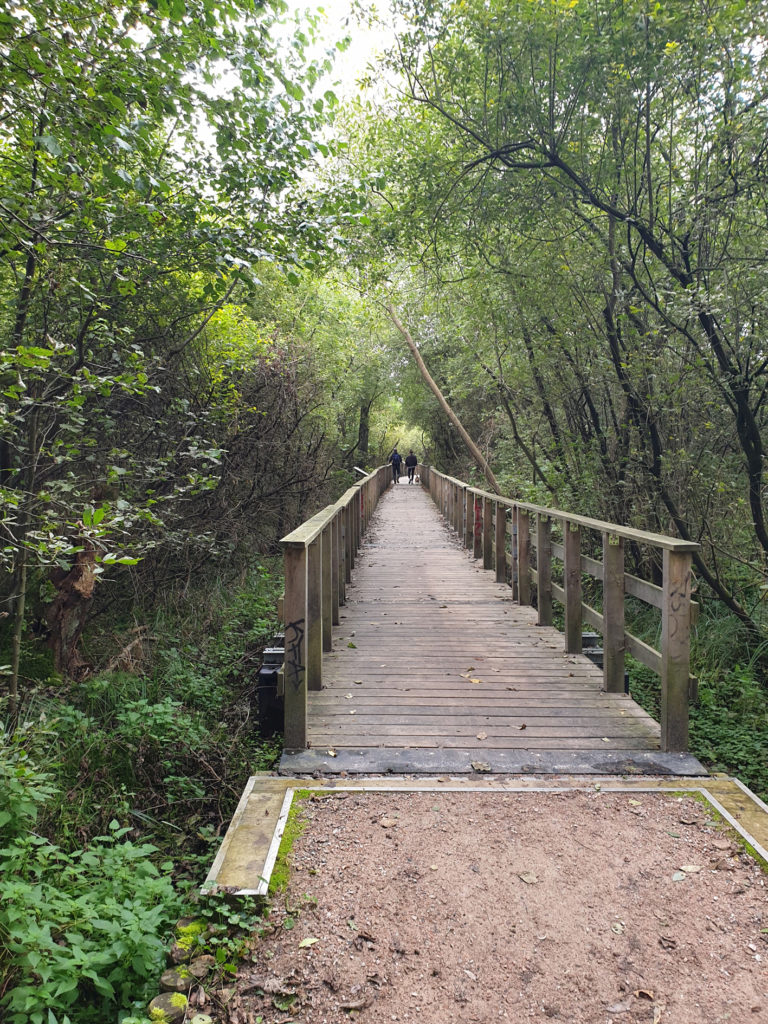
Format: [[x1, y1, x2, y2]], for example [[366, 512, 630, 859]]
[[284, 618, 306, 692], [474, 498, 483, 539]]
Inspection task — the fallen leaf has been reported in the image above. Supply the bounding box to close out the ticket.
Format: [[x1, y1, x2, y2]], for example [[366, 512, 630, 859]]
[[349, 710, 356, 715], [469, 677, 482, 684], [298, 937, 318, 948], [659, 935, 677, 950], [666, 830, 681, 838], [634, 989, 654, 1001], [518, 871, 539, 885], [354, 680, 363, 685], [476, 732, 487, 740], [602, 737, 611, 742], [611, 922, 625, 934], [327, 749, 337, 757], [471, 761, 491, 772], [519, 724, 527, 730], [430, 864, 438, 871], [344, 694, 353, 699], [679, 864, 702, 873], [628, 799, 642, 806], [679, 815, 702, 825], [464, 969, 477, 981], [347, 642, 357, 648], [653, 1003, 664, 1024], [380, 817, 398, 828]]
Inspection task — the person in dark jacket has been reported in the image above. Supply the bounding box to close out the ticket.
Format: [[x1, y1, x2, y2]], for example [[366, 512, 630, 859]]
[[388, 448, 403, 483], [405, 450, 418, 484]]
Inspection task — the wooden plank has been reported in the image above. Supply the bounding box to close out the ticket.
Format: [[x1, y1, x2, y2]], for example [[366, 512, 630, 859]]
[[308, 482, 663, 759]]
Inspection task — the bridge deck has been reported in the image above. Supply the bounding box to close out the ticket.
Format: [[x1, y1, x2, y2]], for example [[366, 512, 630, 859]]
[[280, 484, 704, 776]]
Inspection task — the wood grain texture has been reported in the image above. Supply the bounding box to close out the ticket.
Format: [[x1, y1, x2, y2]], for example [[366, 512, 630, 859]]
[[307, 484, 661, 758]]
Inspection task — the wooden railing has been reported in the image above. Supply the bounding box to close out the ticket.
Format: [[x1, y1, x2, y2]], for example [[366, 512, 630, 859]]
[[279, 465, 391, 750], [421, 466, 700, 753]]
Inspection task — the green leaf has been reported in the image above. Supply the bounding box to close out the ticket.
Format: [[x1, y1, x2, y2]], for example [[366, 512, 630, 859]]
[[35, 135, 62, 157]]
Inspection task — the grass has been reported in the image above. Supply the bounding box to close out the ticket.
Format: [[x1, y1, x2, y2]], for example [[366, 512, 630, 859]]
[[269, 789, 312, 895]]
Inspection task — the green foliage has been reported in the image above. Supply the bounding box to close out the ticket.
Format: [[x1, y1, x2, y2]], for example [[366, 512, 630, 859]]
[[0, 738, 183, 1024]]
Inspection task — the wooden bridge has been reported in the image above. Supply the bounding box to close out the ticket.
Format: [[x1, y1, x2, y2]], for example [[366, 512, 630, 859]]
[[277, 466, 705, 776]]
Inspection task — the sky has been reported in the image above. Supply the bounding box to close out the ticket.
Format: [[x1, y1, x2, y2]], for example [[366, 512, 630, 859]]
[[283, 1, 397, 100]]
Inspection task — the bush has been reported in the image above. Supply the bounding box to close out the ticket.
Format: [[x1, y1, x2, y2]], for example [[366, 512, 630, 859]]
[[0, 732, 183, 1024]]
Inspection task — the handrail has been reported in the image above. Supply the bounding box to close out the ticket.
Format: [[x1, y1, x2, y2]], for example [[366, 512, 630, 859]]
[[279, 464, 391, 750], [420, 465, 699, 753]]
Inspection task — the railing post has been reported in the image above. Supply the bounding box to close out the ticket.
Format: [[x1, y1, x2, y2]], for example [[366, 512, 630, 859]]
[[306, 536, 323, 690], [464, 488, 472, 549], [483, 496, 493, 569], [564, 522, 582, 653], [536, 514, 552, 625], [344, 501, 353, 579], [603, 533, 625, 693], [510, 506, 519, 601], [473, 495, 483, 559], [518, 510, 531, 605], [282, 542, 307, 750], [321, 523, 332, 651], [661, 549, 692, 752], [333, 511, 343, 615], [495, 502, 507, 583]]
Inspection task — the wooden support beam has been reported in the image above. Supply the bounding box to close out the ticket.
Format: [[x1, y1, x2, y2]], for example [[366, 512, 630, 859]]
[[518, 509, 531, 606], [473, 496, 483, 560], [661, 549, 692, 752], [495, 501, 507, 583], [483, 496, 493, 570], [564, 523, 582, 654], [464, 489, 473, 549], [321, 524, 332, 651], [282, 544, 307, 750], [306, 537, 322, 691], [332, 513, 342, 618], [536, 515, 552, 626], [510, 509, 519, 601], [603, 534, 625, 693]]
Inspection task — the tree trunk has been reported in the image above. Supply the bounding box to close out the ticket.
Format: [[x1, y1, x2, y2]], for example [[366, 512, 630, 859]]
[[386, 303, 501, 494]]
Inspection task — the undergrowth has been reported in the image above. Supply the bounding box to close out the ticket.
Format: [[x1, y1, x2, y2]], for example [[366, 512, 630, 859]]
[[0, 564, 284, 1024], [626, 600, 768, 802]]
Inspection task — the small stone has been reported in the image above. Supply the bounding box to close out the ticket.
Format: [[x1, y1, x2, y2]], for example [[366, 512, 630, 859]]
[[148, 992, 188, 1023], [188, 955, 216, 980], [160, 967, 194, 993], [168, 942, 192, 965]]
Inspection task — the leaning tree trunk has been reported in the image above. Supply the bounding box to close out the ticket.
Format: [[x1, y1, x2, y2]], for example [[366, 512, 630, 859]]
[[386, 303, 501, 494]]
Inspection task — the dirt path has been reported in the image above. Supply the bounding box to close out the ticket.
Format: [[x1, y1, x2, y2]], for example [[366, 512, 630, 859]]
[[210, 790, 767, 1024]]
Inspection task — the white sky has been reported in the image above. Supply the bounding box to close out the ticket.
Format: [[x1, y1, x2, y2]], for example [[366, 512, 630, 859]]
[[283, 1, 397, 100]]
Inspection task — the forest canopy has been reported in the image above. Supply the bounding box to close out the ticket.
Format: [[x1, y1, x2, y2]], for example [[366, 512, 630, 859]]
[[3, 1, 768, 1020]]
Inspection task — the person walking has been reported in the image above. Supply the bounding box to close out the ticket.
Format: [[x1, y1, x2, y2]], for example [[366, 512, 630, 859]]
[[405, 449, 418, 484], [388, 448, 403, 483]]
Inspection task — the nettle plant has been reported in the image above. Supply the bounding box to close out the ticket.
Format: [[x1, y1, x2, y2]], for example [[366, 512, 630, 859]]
[[0, 728, 184, 1024]]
